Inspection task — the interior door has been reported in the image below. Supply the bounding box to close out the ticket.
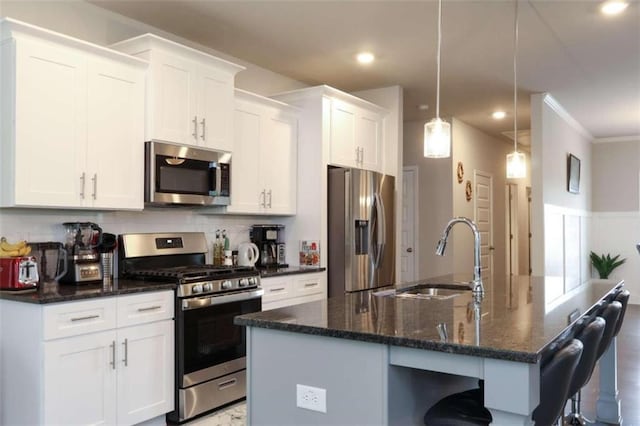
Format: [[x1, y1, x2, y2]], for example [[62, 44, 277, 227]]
[[474, 171, 494, 279], [401, 167, 417, 282]]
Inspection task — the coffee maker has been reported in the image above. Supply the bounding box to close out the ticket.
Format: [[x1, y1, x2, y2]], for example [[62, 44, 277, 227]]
[[250, 224, 287, 268], [59, 222, 103, 283]]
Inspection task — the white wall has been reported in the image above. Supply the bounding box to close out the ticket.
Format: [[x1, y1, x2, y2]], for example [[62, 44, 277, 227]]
[[591, 138, 640, 304], [530, 93, 593, 300]]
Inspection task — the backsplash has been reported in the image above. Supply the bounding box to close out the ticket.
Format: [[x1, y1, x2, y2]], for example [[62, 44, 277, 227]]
[[0, 208, 286, 264]]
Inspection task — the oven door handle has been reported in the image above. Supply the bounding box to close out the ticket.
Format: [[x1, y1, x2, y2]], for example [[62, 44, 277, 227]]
[[181, 288, 264, 311]]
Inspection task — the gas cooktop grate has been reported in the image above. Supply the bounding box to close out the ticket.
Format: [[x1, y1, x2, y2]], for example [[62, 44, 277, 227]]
[[129, 265, 257, 280]]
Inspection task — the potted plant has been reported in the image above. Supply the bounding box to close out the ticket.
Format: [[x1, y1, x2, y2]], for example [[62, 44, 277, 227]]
[[589, 252, 626, 279]]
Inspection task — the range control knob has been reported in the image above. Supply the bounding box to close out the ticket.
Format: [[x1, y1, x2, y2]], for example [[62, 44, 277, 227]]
[[191, 284, 203, 294], [239, 278, 249, 287], [221, 280, 233, 290], [248, 277, 257, 286], [202, 282, 213, 292]]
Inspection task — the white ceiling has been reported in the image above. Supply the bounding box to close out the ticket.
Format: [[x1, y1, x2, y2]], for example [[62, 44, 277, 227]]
[[90, 0, 640, 142]]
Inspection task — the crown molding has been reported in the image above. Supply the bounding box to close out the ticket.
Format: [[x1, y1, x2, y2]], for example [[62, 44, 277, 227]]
[[542, 93, 593, 141], [593, 135, 640, 144]]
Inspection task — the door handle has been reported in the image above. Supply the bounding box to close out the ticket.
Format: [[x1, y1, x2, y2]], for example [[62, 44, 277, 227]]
[[489, 246, 495, 251], [122, 338, 128, 367], [200, 118, 206, 141], [80, 172, 86, 199], [91, 173, 97, 200], [406, 247, 413, 253], [192, 116, 198, 139]]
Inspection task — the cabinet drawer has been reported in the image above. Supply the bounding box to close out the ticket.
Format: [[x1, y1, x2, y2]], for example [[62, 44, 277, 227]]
[[117, 290, 174, 328], [43, 297, 117, 340], [294, 273, 326, 298], [260, 277, 293, 303]]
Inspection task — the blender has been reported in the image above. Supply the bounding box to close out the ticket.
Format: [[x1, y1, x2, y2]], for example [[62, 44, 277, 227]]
[[59, 222, 103, 284]]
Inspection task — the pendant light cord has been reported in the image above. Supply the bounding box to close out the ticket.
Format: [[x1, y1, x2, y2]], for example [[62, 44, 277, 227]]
[[436, 0, 442, 119], [513, 0, 519, 152]]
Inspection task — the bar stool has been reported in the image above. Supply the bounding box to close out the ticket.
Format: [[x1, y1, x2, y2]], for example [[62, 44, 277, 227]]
[[423, 339, 584, 426], [565, 303, 621, 426], [613, 290, 630, 337]]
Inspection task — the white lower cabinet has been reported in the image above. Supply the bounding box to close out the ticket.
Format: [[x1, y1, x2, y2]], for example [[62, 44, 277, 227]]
[[0, 291, 174, 426], [261, 271, 326, 311]]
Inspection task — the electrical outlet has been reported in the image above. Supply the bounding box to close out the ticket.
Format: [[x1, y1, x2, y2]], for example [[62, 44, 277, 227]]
[[296, 384, 327, 413]]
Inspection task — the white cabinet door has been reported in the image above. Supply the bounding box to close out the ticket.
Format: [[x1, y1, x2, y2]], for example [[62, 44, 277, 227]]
[[227, 101, 262, 213], [87, 58, 145, 209], [116, 320, 174, 425], [148, 52, 198, 145], [329, 99, 357, 168], [261, 112, 297, 214], [13, 38, 86, 207], [44, 330, 117, 425], [199, 66, 234, 152], [358, 110, 383, 172]]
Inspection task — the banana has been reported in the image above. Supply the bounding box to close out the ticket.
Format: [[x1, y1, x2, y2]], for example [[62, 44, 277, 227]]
[[0, 237, 27, 252], [18, 245, 32, 256], [0, 249, 20, 257]]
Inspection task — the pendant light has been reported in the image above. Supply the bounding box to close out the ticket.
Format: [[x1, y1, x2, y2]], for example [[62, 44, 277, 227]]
[[506, 0, 526, 178], [424, 0, 451, 158]]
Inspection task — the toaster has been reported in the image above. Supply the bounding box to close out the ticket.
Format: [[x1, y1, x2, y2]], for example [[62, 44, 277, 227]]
[[0, 256, 39, 290]]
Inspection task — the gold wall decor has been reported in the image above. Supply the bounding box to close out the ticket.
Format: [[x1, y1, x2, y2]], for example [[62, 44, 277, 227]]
[[465, 180, 472, 201], [456, 161, 464, 183]]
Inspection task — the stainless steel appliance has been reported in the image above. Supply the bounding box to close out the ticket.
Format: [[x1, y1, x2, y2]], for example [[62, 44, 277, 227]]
[[118, 232, 262, 423], [328, 168, 395, 296], [145, 140, 231, 206], [59, 222, 103, 284], [250, 224, 287, 268]]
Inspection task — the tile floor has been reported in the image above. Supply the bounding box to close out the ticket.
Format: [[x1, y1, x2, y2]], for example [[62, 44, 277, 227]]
[[187, 305, 640, 426]]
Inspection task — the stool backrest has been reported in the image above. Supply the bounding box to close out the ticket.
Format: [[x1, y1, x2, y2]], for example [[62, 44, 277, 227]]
[[568, 316, 606, 398], [596, 301, 622, 360], [532, 339, 583, 426], [613, 290, 630, 337]]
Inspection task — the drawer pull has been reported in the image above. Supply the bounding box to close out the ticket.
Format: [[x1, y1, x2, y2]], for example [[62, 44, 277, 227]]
[[122, 338, 128, 367], [137, 305, 162, 312], [110, 341, 116, 370], [218, 378, 237, 390], [304, 283, 318, 287], [70, 314, 99, 322], [270, 287, 286, 292]]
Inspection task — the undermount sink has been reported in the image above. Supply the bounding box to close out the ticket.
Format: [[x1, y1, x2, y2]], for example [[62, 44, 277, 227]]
[[374, 283, 472, 301]]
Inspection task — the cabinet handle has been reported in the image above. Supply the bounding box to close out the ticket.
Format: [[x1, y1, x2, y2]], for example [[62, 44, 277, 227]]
[[270, 287, 286, 292], [70, 314, 99, 322], [137, 305, 162, 312], [360, 147, 364, 163], [218, 378, 237, 390], [267, 190, 272, 208], [200, 118, 206, 141], [91, 173, 97, 200], [110, 341, 116, 370], [80, 173, 86, 199], [122, 338, 128, 367], [192, 116, 198, 139], [355, 147, 360, 163], [304, 283, 318, 288], [260, 190, 266, 208]]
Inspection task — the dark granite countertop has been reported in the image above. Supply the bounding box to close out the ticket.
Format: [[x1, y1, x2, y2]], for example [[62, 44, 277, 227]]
[[235, 274, 623, 364], [259, 266, 326, 278], [0, 279, 175, 304]]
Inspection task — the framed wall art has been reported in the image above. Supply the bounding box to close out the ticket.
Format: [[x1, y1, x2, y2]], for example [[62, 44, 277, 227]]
[[567, 153, 581, 194]]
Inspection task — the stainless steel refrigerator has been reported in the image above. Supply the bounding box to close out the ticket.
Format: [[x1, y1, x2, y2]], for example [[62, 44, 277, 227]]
[[328, 167, 395, 296]]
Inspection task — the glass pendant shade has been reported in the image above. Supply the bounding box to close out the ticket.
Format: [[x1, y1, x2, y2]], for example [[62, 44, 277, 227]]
[[423, 117, 451, 158], [506, 150, 526, 178]]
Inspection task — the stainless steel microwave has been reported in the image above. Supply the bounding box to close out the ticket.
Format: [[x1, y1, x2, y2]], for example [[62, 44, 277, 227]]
[[145, 141, 231, 206]]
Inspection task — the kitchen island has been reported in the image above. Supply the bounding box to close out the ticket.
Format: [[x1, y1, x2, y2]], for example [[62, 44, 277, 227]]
[[235, 275, 624, 425]]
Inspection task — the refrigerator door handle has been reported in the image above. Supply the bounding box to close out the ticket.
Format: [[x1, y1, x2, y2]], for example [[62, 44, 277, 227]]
[[373, 192, 386, 268]]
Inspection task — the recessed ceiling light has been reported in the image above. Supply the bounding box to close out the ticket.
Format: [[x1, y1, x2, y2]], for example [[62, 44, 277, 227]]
[[601, 1, 628, 15], [356, 52, 375, 64], [492, 111, 507, 120]]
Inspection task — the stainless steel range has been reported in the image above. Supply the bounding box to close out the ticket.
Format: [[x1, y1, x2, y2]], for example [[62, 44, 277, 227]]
[[118, 232, 262, 423]]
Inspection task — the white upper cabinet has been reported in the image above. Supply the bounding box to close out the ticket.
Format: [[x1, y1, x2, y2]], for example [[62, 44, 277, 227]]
[[0, 18, 146, 210], [226, 89, 297, 215], [111, 34, 244, 152]]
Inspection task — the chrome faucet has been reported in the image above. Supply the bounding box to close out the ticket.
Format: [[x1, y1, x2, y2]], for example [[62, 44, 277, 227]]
[[436, 217, 484, 296]]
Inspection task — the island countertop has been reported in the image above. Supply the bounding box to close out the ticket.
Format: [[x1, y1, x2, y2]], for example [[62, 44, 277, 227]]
[[235, 274, 623, 363]]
